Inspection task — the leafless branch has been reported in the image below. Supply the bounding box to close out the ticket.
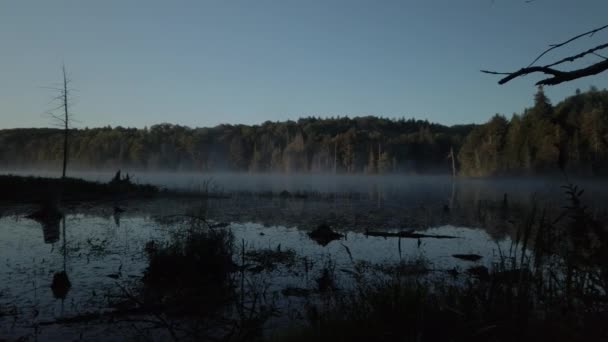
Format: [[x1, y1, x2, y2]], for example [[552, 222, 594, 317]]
[[479, 70, 512, 76], [482, 65, 565, 83], [527, 24, 608, 68], [545, 42, 608, 68], [593, 52, 608, 60], [483, 23, 608, 85], [483, 59, 608, 86], [47, 112, 66, 124]]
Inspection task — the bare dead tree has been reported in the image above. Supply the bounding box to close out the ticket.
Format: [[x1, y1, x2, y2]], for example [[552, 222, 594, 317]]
[[447, 146, 456, 178], [46, 64, 75, 178], [482, 24, 608, 86]]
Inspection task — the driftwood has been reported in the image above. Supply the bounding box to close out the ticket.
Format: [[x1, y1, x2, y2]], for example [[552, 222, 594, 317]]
[[452, 254, 483, 261], [364, 230, 457, 239]]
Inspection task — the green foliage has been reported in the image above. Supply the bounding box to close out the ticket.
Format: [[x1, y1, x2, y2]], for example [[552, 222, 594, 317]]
[[0, 118, 470, 174], [459, 87, 608, 176]]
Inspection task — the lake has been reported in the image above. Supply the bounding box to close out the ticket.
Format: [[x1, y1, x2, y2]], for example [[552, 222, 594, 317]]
[[1, 172, 607, 340]]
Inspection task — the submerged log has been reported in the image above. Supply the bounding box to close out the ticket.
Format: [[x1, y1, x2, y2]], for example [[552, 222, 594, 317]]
[[364, 230, 457, 239], [452, 254, 483, 261]]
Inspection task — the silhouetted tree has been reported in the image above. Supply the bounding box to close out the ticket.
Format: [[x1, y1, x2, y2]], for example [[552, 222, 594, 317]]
[[47, 64, 75, 178], [4, 88, 608, 176]]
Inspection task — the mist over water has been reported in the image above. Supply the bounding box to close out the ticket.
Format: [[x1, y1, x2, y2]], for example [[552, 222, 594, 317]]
[[2, 171, 608, 340], [4, 169, 608, 206]]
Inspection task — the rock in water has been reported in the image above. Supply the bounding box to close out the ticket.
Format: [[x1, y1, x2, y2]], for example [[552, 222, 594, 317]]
[[308, 224, 344, 246], [51, 271, 71, 299]]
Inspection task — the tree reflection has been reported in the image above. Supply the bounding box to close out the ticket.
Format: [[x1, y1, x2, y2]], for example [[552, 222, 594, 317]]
[[51, 217, 71, 306]]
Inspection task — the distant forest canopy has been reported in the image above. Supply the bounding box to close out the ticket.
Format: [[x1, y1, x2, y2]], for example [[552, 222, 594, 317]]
[[459, 86, 608, 177], [0, 117, 472, 174], [0, 87, 606, 176]]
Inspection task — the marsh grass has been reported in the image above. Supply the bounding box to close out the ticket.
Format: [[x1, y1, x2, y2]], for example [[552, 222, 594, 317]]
[[114, 221, 281, 341], [270, 183, 608, 341], [245, 246, 298, 272], [142, 227, 236, 317]]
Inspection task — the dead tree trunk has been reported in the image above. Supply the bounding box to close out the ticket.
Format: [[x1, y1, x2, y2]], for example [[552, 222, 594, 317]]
[[62, 65, 69, 179], [449, 146, 456, 178], [333, 141, 337, 174], [47, 64, 73, 179]]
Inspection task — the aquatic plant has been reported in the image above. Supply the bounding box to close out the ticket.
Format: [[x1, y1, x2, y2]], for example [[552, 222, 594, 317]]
[[270, 183, 608, 341], [142, 227, 236, 317]]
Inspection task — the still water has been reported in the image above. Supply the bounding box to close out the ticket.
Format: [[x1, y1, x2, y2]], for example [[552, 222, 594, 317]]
[[1, 173, 606, 340]]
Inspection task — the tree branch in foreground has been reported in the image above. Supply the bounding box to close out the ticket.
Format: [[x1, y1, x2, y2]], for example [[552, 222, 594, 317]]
[[482, 24, 608, 86]]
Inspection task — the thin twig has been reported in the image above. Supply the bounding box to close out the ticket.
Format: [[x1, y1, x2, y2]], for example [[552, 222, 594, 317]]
[[528, 24, 608, 67]]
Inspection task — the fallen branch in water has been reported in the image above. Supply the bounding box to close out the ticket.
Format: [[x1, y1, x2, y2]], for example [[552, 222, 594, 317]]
[[452, 254, 483, 261], [364, 230, 458, 239]]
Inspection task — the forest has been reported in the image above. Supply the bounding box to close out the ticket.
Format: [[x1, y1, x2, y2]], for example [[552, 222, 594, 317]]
[[1, 87, 607, 176], [459, 86, 608, 176]]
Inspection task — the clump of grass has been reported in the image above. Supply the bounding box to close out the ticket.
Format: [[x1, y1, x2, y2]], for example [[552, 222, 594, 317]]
[[271, 183, 608, 342], [299, 278, 458, 342], [316, 260, 337, 294], [142, 227, 236, 317], [245, 245, 298, 272], [113, 225, 278, 341]]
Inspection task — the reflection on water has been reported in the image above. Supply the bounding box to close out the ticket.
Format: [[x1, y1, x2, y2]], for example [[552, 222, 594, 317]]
[[1, 175, 607, 340], [41, 217, 61, 244], [0, 194, 521, 340], [50, 218, 71, 302], [6, 170, 608, 204]]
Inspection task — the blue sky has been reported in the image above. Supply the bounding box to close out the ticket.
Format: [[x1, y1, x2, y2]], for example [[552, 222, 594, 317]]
[[1, 0, 607, 129]]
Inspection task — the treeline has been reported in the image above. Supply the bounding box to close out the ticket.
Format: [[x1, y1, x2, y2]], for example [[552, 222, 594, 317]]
[[459, 86, 608, 176], [1, 87, 607, 176], [0, 117, 472, 174]]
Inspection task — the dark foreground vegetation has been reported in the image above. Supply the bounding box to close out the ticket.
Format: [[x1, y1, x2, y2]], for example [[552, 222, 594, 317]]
[[58, 183, 603, 342], [2, 87, 607, 176], [0, 173, 157, 203], [280, 186, 608, 342]]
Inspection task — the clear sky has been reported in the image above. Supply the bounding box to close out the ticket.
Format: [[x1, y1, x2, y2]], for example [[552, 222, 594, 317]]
[[1, 0, 607, 129]]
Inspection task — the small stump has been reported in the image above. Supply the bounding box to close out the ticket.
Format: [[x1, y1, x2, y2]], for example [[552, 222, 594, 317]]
[[51, 271, 71, 299]]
